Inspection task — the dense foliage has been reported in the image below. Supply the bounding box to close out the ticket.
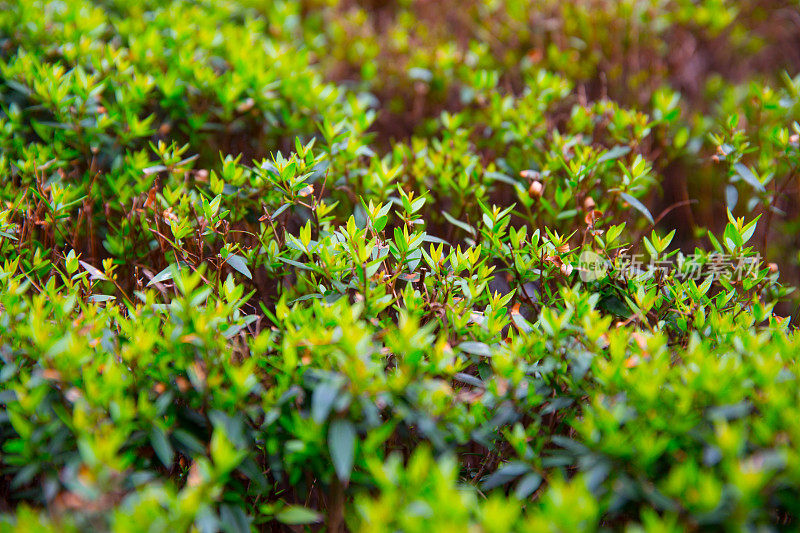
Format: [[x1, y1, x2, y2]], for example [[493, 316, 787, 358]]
[[2, 0, 800, 530]]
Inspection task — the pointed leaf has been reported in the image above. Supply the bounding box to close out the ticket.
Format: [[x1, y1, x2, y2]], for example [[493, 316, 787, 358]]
[[150, 427, 174, 468], [482, 461, 530, 490], [458, 341, 492, 357], [441, 211, 476, 236], [620, 192, 654, 224], [514, 472, 543, 499], [226, 254, 252, 279], [734, 163, 765, 192], [328, 419, 355, 483], [276, 506, 323, 525], [597, 145, 631, 164], [220, 504, 250, 533], [725, 185, 738, 209], [312, 382, 339, 424], [147, 263, 189, 286], [79, 260, 107, 280]]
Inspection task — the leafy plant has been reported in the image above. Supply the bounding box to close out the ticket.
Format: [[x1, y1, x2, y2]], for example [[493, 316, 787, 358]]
[[1, 0, 800, 531]]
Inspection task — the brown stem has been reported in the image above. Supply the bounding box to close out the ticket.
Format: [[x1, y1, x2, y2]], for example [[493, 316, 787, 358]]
[[327, 476, 345, 533]]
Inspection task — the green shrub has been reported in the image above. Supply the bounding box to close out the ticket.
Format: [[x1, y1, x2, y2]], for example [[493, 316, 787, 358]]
[[1, 0, 800, 531]]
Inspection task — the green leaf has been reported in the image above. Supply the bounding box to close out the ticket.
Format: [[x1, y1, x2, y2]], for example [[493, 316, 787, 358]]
[[606, 223, 626, 244], [271, 203, 291, 219], [442, 210, 476, 236], [734, 163, 765, 192], [173, 429, 206, 455], [725, 185, 738, 209], [79, 260, 107, 280], [87, 294, 115, 303], [514, 472, 543, 499], [662, 229, 676, 250], [482, 461, 530, 490], [150, 427, 174, 468], [485, 171, 519, 186], [724, 223, 742, 251], [620, 192, 654, 224], [148, 266, 174, 286], [147, 262, 189, 286], [458, 341, 492, 357], [226, 254, 252, 279], [278, 257, 314, 271], [741, 215, 760, 245], [328, 419, 356, 483], [312, 382, 339, 424], [276, 506, 323, 525], [220, 504, 250, 533], [454, 372, 484, 388], [597, 145, 631, 164]]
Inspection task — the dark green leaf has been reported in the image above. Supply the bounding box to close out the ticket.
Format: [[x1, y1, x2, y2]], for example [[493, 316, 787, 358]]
[[220, 504, 250, 533], [734, 163, 765, 192], [597, 145, 631, 164], [150, 427, 173, 468], [276, 506, 323, 525], [226, 254, 252, 279], [328, 419, 356, 483], [458, 341, 492, 357], [482, 462, 530, 490], [620, 192, 654, 224]]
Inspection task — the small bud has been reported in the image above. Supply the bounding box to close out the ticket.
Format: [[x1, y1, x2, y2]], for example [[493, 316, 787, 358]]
[[583, 196, 596, 211], [236, 97, 255, 113], [625, 356, 640, 369], [527, 49, 543, 63], [584, 209, 603, 226], [176, 377, 190, 393], [529, 180, 543, 198], [769, 263, 779, 274]]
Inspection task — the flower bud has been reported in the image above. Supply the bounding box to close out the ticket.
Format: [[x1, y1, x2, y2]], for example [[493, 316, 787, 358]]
[[529, 180, 543, 198]]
